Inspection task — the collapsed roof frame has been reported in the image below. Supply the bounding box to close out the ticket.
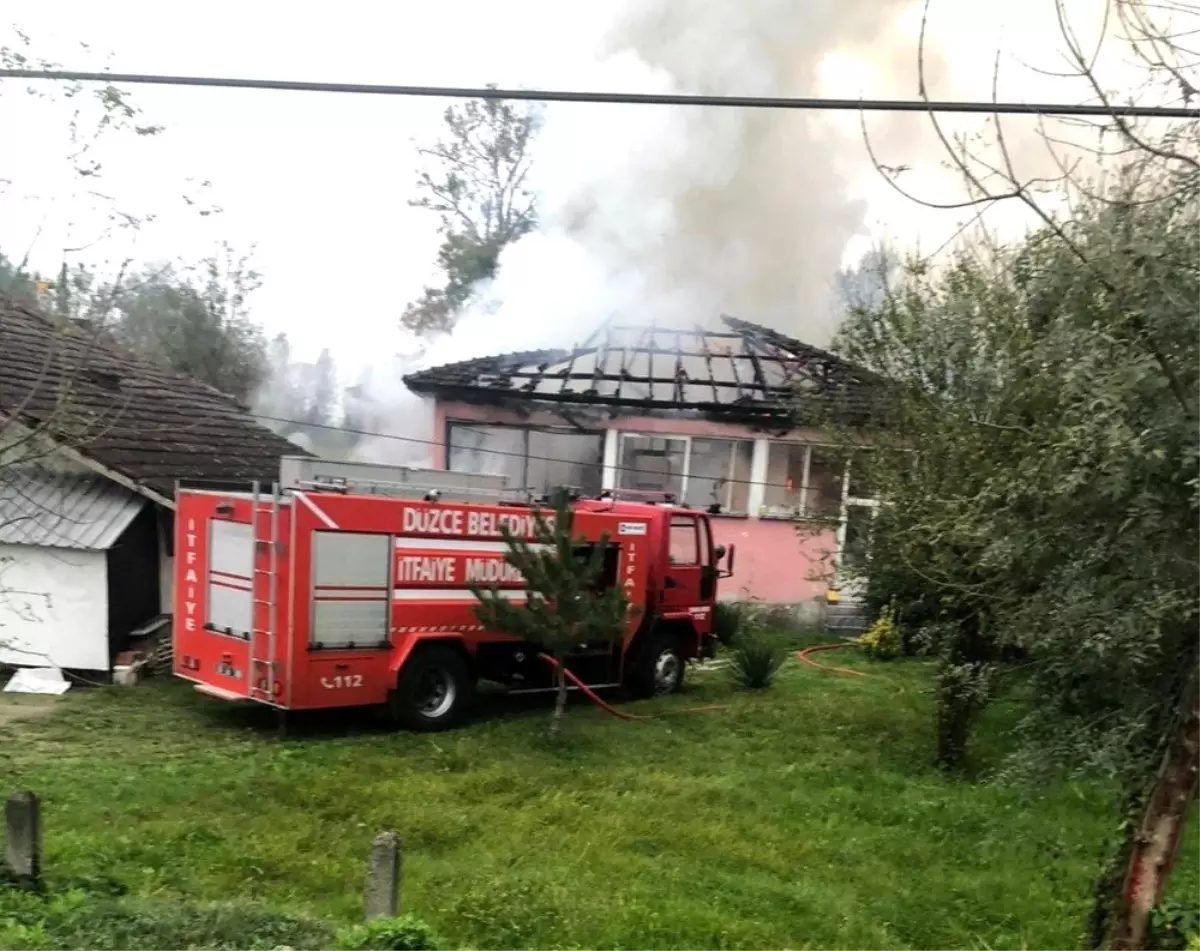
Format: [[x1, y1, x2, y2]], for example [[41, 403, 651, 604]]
[[403, 315, 885, 427]]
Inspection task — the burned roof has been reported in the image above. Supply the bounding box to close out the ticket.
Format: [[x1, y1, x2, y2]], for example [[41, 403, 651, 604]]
[[403, 315, 884, 425], [0, 297, 308, 505]]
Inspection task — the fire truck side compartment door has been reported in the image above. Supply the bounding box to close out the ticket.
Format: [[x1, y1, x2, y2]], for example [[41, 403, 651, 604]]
[[310, 531, 391, 650], [208, 519, 253, 638]]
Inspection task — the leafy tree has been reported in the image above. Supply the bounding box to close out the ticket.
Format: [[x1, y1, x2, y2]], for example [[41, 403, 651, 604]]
[[401, 90, 540, 336], [302, 348, 338, 427], [840, 168, 1198, 946], [0, 253, 37, 305], [107, 246, 267, 402], [842, 5, 1200, 945], [470, 494, 632, 735], [833, 244, 896, 319]]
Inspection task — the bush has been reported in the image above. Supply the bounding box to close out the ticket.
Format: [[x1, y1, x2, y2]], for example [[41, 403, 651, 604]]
[[857, 610, 902, 660], [727, 628, 788, 690], [0, 886, 335, 950], [1149, 899, 1200, 951], [712, 601, 744, 646], [337, 914, 439, 951]]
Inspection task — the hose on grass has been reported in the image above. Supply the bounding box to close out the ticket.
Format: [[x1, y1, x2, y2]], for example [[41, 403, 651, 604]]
[[796, 642, 873, 678], [537, 653, 727, 721]]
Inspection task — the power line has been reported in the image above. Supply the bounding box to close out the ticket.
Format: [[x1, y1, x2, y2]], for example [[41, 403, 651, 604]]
[[251, 412, 847, 499], [2, 69, 1197, 119]]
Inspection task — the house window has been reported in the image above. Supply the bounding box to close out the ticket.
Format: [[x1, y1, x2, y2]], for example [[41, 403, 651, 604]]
[[762, 442, 847, 517], [847, 449, 874, 500], [806, 447, 844, 516], [447, 424, 524, 487], [617, 435, 687, 499], [617, 433, 754, 513], [527, 430, 604, 497], [446, 422, 603, 496], [684, 438, 753, 512]]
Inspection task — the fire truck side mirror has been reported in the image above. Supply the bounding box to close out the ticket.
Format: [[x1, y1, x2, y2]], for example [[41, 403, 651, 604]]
[[716, 543, 736, 578]]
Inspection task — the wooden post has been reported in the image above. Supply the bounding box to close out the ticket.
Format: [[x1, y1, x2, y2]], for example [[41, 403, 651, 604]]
[[5, 790, 42, 891], [364, 831, 401, 920]]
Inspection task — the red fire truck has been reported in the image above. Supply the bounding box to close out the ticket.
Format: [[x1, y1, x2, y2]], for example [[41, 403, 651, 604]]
[[173, 457, 735, 730]]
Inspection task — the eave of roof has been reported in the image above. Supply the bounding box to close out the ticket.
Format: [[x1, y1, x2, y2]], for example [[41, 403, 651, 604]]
[[0, 464, 146, 550]]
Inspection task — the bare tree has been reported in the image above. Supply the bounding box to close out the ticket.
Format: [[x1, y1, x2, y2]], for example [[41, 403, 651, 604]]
[[0, 28, 217, 661]]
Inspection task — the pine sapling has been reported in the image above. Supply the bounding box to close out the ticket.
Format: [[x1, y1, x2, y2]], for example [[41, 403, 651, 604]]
[[470, 494, 633, 735]]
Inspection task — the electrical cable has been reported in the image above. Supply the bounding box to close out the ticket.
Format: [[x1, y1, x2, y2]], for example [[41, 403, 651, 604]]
[[249, 411, 854, 499], [1, 69, 1196, 119]]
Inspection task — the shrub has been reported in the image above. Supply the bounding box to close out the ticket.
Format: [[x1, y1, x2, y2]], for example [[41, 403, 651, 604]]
[[1149, 899, 1200, 951], [857, 609, 902, 660], [727, 627, 788, 690], [337, 914, 439, 951], [0, 886, 335, 950], [712, 601, 744, 646]]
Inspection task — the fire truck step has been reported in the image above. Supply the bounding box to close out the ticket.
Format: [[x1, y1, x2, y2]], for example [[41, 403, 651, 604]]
[[194, 683, 244, 702]]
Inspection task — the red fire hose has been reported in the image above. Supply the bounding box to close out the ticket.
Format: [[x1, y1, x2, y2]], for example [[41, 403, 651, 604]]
[[796, 642, 872, 677], [536, 641, 867, 723], [536, 653, 726, 720]]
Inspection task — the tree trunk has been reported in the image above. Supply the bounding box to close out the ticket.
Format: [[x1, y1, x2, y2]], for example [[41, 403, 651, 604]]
[[549, 664, 567, 736], [1106, 670, 1200, 950]]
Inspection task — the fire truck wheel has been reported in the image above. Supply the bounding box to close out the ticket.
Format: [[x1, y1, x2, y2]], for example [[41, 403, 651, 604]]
[[390, 645, 473, 732], [627, 629, 686, 699]]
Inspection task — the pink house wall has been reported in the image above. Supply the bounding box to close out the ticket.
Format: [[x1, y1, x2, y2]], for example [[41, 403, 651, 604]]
[[711, 517, 836, 604], [433, 399, 838, 605]]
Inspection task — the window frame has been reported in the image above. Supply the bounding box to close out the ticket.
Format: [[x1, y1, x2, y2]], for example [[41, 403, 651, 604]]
[[616, 432, 754, 513]]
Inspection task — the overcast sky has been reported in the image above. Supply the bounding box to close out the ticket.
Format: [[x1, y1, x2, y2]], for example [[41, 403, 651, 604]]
[[1, 0, 1167, 382]]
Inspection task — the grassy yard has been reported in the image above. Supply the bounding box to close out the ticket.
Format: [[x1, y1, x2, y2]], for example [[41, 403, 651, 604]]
[[1, 652, 1196, 950]]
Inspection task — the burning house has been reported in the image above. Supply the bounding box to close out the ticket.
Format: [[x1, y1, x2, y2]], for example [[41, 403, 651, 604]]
[[402, 315, 882, 612]]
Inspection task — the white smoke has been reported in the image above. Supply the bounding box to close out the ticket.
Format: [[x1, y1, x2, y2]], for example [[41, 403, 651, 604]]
[[350, 0, 964, 464]]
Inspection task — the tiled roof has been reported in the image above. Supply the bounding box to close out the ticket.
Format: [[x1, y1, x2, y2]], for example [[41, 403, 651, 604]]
[[403, 315, 884, 425], [0, 464, 145, 550], [0, 297, 308, 504]]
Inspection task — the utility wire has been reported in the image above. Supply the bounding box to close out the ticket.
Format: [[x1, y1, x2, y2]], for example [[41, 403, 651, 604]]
[[1, 69, 1197, 119], [250, 411, 849, 499]]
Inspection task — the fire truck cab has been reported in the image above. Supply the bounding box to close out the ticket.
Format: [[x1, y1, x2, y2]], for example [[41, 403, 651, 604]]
[[173, 456, 734, 730]]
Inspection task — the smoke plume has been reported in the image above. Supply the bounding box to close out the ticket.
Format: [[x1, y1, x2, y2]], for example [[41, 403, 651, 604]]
[[353, 0, 958, 464]]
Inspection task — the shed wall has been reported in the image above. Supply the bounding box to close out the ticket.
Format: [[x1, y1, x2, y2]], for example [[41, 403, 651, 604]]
[[0, 543, 109, 669]]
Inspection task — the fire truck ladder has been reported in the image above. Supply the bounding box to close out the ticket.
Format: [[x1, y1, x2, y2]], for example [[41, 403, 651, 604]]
[[250, 480, 279, 704]]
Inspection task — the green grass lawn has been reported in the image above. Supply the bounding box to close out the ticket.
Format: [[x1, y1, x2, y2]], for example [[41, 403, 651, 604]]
[[1, 652, 1196, 950]]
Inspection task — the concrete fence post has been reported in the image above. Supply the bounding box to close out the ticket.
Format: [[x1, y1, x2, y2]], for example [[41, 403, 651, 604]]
[[5, 790, 42, 891], [364, 831, 402, 920]]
